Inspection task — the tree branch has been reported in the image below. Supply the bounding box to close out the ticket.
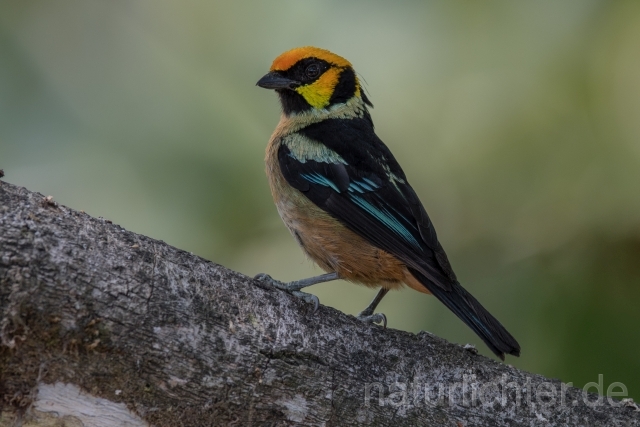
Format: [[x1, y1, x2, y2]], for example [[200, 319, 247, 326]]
[[1, 181, 638, 426]]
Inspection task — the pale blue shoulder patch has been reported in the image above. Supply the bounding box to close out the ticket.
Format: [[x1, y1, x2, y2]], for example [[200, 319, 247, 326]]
[[283, 134, 348, 165]]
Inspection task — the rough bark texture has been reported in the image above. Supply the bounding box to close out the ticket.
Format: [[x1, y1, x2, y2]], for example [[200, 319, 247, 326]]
[[0, 180, 638, 427]]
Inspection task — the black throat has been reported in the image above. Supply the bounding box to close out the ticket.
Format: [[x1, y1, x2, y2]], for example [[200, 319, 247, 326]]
[[277, 89, 313, 115]]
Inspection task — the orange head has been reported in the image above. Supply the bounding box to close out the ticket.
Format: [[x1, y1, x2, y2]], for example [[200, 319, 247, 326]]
[[257, 46, 372, 115]]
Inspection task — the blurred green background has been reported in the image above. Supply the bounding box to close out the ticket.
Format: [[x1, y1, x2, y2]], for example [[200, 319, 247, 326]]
[[1, 0, 639, 399]]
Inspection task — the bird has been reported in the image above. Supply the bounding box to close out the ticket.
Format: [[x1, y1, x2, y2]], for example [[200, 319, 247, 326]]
[[255, 46, 520, 360]]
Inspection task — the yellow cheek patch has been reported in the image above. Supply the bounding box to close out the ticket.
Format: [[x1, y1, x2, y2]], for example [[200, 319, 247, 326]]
[[295, 68, 341, 109]]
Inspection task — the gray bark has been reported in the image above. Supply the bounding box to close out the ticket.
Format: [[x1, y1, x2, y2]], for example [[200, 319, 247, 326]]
[[0, 180, 638, 427]]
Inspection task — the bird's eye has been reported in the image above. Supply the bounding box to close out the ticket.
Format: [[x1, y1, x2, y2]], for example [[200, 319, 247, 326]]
[[305, 63, 321, 79]]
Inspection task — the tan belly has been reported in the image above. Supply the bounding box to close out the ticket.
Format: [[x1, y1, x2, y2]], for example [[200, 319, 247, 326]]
[[265, 138, 428, 293], [285, 202, 407, 289]]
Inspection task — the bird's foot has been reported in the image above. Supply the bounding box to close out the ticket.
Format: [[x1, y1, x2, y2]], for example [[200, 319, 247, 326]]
[[253, 273, 320, 313], [354, 287, 389, 328], [290, 291, 320, 313], [254, 272, 284, 288], [356, 312, 387, 328]]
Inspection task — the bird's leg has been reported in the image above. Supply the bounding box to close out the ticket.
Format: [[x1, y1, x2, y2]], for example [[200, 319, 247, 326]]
[[357, 288, 389, 327], [253, 272, 339, 312]]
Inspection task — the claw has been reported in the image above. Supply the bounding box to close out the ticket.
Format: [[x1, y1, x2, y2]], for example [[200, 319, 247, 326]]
[[254, 273, 283, 287], [292, 291, 319, 313], [357, 313, 387, 328], [380, 313, 387, 328], [253, 272, 320, 312]]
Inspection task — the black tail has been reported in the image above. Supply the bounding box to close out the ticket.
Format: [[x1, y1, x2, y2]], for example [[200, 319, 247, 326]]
[[410, 269, 520, 360]]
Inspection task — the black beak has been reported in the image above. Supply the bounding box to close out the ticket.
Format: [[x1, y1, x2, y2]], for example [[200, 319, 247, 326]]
[[256, 72, 300, 90]]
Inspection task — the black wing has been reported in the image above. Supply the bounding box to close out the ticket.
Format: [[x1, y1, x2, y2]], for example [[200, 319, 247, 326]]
[[278, 117, 456, 291], [279, 117, 521, 359]]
